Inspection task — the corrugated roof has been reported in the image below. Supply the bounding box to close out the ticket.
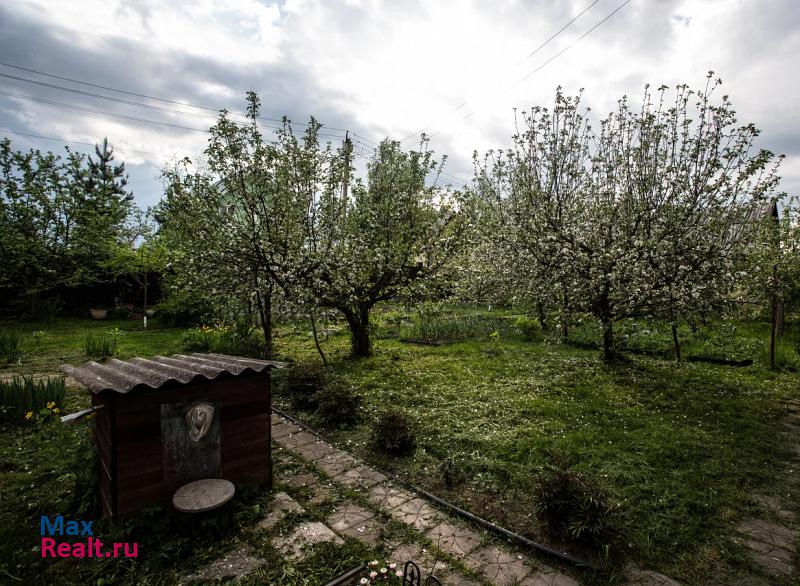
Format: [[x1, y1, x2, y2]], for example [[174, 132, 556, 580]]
[[62, 353, 286, 394]]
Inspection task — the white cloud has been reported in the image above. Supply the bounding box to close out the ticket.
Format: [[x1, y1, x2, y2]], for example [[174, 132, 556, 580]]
[[1, 0, 798, 198]]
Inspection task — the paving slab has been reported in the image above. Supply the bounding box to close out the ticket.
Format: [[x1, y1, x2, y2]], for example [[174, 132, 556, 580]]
[[334, 464, 388, 490], [280, 472, 319, 490], [624, 564, 683, 585], [388, 497, 445, 531], [742, 538, 794, 563], [464, 545, 531, 585], [315, 451, 360, 477], [274, 521, 343, 559], [752, 494, 797, 522], [389, 543, 450, 578], [186, 544, 263, 582], [326, 503, 375, 532], [292, 439, 338, 462], [737, 519, 799, 551], [271, 421, 299, 439], [337, 515, 385, 546], [749, 552, 794, 576], [276, 430, 317, 449], [367, 482, 414, 509], [426, 521, 482, 558], [521, 568, 581, 586], [257, 492, 305, 531]]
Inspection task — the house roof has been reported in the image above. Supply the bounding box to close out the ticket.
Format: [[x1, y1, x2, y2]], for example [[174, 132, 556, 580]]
[[62, 353, 286, 395]]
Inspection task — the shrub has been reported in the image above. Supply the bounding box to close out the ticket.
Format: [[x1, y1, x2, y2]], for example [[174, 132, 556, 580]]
[[439, 455, 469, 489], [0, 329, 23, 363], [84, 334, 116, 358], [0, 376, 65, 421], [311, 383, 361, 426], [284, 364, 328, 411], [154, 291, 215, 327], [515, 316, 543, 342], [534, 466, 615, 544], [371, 409, 417, 455]]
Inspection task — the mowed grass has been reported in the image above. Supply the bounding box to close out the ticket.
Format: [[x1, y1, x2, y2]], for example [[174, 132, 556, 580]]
[[0, 317, 187, 375], [1, 314, 798, 583], [275, 320, 800, 584]]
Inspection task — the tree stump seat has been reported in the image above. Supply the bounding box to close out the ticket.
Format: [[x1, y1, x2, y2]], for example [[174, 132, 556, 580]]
[[172, 479, 236, 513]]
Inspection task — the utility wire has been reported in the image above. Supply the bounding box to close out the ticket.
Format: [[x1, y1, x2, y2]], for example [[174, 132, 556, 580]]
[[0, 60, 380, 147], [0, 127, 185, 158], [0, 89, 355, 142], [426, 0, 632, 141], [401, 0, 602, 143]]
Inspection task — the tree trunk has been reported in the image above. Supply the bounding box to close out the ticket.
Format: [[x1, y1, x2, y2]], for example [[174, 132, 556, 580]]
[[255, 282, 273, 359], [537, 300, 548, 331], [770, 292, 777, 370], [343, 305, 371, 358], [770, 265, 778, 369], [671, 322, 681, 362], [309, 307, 328, 365], [598, 288, 614, 361], [602, 318, 614, 361]]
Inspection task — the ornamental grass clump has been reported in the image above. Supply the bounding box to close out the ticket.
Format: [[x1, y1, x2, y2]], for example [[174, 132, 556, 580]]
[[0, 329, 23, 363], [371, 409, 417, 455], [534, 465, 616, 544], [514, 316, 543, 342], [0, 376, 65, 422], [84, 333, 116, 358]]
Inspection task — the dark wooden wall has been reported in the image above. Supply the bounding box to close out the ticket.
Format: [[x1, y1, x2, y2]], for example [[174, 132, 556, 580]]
[[92, 373, 272, 518]]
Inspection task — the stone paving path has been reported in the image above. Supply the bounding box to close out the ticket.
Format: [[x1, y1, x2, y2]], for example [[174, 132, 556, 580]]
[[189, 413, 686, 585], [269, 413, 582, 585], [732, 399, 800, 583]]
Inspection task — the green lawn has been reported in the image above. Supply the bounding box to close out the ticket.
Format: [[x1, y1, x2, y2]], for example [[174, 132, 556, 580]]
[[0, 317, 187, 376], [275, 313, 800, 584], [1, 314, 798, 584]]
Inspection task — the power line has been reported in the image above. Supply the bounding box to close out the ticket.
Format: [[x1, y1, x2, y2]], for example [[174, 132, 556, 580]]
[[0, 89, 360, 144], [0, 60, 380, 147], [401, 0, 602, 144], [426, 0, 632, 142], [507, 0, 632, 92], [0, 127, 185, 159]]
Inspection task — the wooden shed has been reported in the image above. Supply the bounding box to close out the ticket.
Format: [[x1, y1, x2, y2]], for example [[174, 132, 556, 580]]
[[63, 353, 285, 519]]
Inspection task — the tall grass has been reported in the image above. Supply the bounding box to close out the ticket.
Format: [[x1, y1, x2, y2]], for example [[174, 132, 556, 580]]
[[84, 334, 116, 358], [0, 329, 23, 363], [400, 313, 510, 342], [761, 338, 800, 370], [0, 376, 65, 421]]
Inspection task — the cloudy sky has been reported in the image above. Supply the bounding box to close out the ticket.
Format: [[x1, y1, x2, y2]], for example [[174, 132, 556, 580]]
[[1, 0, 798, 209]]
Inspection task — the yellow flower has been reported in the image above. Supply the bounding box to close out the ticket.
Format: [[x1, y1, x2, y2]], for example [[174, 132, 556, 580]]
[[46, 401, 55, 409], [53, 407, 61, 415], [25, 411, 33, 420]]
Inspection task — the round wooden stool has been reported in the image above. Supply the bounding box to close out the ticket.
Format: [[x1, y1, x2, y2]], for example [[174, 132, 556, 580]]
[[172, 478, 236, 513]]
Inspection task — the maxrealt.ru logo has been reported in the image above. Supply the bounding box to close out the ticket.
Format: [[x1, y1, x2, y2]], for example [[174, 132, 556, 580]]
[[40, 516, 138, 558]]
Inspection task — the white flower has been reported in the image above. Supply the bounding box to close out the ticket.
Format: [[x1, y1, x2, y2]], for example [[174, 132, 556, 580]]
[[359, 579, 369, 585], [369, 571, 378, 579]]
